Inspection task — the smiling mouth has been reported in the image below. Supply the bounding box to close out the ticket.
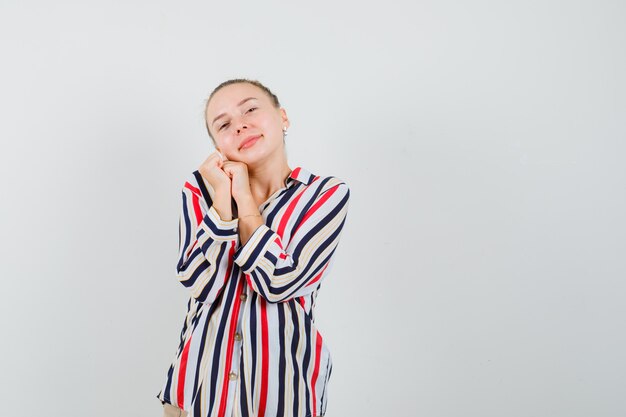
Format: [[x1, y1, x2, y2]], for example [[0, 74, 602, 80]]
[[240, 135, 262, 150]]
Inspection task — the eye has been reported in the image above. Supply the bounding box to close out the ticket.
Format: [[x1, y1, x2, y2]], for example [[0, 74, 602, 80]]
[[218, 108, 256, 131]]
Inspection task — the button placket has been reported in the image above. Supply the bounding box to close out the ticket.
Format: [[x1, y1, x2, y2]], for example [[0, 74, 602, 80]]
[[229, 307, 245, 383]]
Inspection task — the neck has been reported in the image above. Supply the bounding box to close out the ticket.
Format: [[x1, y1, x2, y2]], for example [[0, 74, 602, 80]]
[[247, 159, 292, 206]]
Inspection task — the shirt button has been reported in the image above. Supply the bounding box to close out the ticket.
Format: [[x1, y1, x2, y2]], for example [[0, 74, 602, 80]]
[[235, 333, 242, 341], [233, 227, 238, 233], [240, 293, 247, 301], [229, 372, 238, 381]]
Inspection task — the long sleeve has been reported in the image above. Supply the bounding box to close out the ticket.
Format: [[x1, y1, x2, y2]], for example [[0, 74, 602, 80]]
[[176, 181, 239, 304], [232, 181, 350, 303]]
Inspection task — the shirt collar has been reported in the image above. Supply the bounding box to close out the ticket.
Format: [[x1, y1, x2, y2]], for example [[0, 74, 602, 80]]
[[285, 166, 314, 187]]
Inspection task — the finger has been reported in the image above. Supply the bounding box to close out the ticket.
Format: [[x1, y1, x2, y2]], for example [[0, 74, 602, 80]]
[[206, 152, 224, 168], [222, 164, 234, 178]]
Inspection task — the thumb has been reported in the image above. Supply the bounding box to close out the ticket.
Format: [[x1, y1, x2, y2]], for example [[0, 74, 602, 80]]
[[216, 150, 228, 162]]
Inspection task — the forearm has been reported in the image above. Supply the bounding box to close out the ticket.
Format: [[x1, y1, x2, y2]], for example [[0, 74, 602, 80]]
[[212, 187, 233, 221], [176, 184, 239, 304], [235, 194, 264, 246], [231, 181, 350, 303]]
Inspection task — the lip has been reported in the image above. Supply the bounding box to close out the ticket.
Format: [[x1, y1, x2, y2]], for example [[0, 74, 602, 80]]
[[239, 134, 262, 150]]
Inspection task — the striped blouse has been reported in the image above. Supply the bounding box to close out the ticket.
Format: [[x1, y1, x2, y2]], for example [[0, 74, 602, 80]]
[[156, 166, 351, 417]]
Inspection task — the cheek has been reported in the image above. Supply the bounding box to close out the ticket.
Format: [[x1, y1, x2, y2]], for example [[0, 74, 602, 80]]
[[258, 118, 281, 135], [215, 135, 234, 152], [253, 112, 276, 127]]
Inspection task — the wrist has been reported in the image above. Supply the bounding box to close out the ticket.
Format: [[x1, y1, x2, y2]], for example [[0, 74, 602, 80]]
[[238, 213, 262, 220], [235, 193, 256, 209], [212, 205, 233, 221], [236, 196, 262, 221], [214, 185, 231, 197]]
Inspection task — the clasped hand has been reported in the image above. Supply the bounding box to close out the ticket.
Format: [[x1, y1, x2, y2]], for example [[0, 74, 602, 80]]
[[198, 150, 253, 204]]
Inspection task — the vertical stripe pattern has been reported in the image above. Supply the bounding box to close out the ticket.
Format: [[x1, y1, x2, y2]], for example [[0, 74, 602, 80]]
[[157, 166, 350, 417]]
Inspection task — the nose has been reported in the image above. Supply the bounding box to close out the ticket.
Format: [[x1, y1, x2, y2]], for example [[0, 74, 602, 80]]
[[234, 118, 248, 134]]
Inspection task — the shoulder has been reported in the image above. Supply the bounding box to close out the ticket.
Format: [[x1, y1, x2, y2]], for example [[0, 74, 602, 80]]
[[179, 171, 216, 201], [179, 171, 202, 195], [310, 173, 350, 199]]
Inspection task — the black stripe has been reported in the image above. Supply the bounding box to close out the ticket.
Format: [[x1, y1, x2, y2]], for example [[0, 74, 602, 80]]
[[193, 170, 237, 234], [289, 300, 301, 416], [249, 292, 258, 396], [239, 350, 249, 417], [304, 171, 316, 184], [249, 211, 344, 302], [208, 274, 238, 413], [302, 307, 312, 417], [277, 246, 338, 298], [177, 190, 192, 271], [191, 296, 222, 400], [178, 298, 193, 348], [193, 382, 203, 416], [266, 215, 347, 299], [270, 193, 348, 283], [238, 228, 274, 271], [196, 243, 228, 302], [286, 186, 348, 264], [193, 170, 213, 207], [250, 269, 271, 299], [320, 359, 331, 414], [201, 218, 237, 238], [162, 364, 174, 403], [190, 299, 204, 328], [288, 178, 332, 239], [276, 303, 286, 416], [265, 185, 301, 226], [179, 249, 209, 287]]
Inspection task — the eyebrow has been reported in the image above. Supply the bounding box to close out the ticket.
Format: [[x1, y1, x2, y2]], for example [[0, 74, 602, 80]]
[[211, 97, 258, 127]]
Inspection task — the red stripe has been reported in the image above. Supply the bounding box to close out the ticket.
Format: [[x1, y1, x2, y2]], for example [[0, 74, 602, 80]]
[[176, 335, 193, 409], [292, 184, 339, 236], [185, 240, 198, 259], [275, 176, 322, 245], [305, 262, 329, 287], [212, 242, 236, 307], [184, 182, 201, 196], [276, 189, 305, 239], [258, 298, 270, 417], [176, 182, 213, 409], [184, 182, 203, 226], [217, 248, 244, 417], [181, 182, 203, 260], [310, 332, 323, 417]]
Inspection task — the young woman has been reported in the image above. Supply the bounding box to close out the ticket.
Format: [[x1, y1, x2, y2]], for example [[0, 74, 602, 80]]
[[156, 79, 351, 417]]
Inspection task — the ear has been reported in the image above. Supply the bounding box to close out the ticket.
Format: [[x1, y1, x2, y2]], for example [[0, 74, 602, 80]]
[[279, 108, 290, 129]]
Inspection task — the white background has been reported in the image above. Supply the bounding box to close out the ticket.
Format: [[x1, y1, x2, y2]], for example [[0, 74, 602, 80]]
[[1, 1, 625, 416]]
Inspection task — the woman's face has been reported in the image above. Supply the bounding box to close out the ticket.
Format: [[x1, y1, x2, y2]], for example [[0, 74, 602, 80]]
[[206, 83, 289, 163]]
